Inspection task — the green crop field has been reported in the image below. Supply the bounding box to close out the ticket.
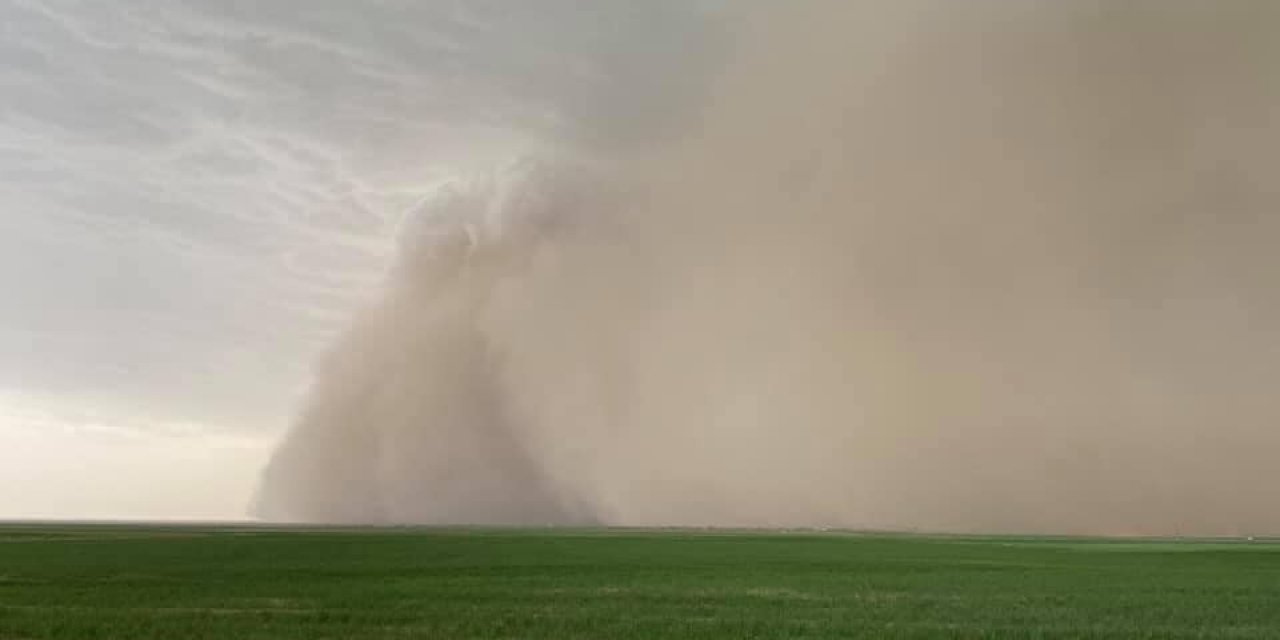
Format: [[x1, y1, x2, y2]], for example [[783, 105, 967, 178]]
[[1, 525, 1278, 639]]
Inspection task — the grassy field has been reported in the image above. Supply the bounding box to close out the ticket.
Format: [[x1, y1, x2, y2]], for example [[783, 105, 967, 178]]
[[1, 525, 1278, 639]]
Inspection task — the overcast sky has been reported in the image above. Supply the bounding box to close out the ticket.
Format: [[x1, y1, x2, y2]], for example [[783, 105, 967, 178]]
[[0, 0, 714, 520]]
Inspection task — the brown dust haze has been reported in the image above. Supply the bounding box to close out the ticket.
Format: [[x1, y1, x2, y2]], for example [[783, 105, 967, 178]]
[[255, 1, 1280, 535]]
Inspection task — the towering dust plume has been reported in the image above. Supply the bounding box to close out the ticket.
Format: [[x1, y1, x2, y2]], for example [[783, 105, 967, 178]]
[[256, 1, 1280, 534]]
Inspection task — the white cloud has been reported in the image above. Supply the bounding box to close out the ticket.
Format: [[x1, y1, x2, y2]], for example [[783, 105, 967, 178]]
[[0, 392, 272, 520]]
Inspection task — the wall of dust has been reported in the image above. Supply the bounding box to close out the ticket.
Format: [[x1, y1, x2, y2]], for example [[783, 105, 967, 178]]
[[256, 1, 1280, 534]]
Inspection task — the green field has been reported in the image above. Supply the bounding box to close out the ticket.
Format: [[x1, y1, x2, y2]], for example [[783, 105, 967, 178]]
[[1, 525, 1278, 639]]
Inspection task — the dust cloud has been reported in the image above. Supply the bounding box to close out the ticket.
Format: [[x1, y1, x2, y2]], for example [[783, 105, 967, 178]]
[[255, 1, 1280, 535]]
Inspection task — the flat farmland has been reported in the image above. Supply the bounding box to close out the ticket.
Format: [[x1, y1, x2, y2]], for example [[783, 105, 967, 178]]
[[1, 525, 1278, 639]]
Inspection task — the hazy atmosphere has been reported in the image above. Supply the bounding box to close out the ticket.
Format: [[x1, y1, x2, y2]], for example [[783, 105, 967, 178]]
[[0, 0, 711, 519], [5, 1, 1279, 533]]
